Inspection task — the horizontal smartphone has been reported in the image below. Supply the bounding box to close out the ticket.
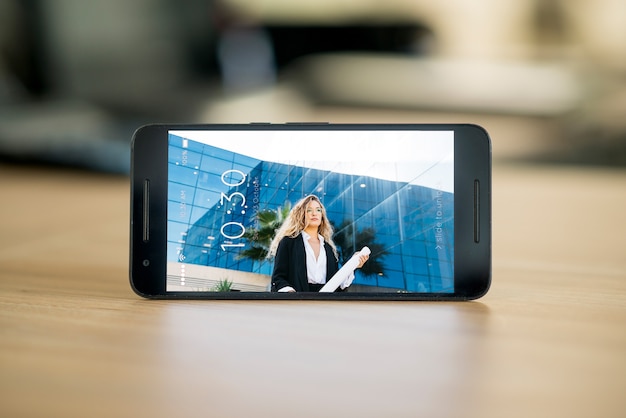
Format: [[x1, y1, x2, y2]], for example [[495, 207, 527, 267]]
[[130, 123, 491, 300]]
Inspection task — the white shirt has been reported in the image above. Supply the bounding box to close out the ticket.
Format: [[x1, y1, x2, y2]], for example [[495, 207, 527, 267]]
[[302, 231, 327, 285]]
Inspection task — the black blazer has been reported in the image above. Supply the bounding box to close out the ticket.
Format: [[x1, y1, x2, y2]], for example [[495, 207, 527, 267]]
[[271, 235, 340, 292]]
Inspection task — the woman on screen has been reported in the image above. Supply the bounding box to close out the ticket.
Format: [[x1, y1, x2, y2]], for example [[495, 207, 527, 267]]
[[268, 195, 368, 292]]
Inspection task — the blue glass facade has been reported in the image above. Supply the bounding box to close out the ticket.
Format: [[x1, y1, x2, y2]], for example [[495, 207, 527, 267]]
[[167, 133, 454, 292]]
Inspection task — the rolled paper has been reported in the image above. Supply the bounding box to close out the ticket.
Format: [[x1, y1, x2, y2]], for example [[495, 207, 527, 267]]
[[319, 246, 371, 292]]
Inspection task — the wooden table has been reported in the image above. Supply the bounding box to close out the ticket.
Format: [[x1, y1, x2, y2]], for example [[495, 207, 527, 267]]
[[1, 162, 625, 418]]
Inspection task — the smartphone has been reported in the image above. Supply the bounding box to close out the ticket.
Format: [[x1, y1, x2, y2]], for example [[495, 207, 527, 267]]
[[130, 124, 491, 300]]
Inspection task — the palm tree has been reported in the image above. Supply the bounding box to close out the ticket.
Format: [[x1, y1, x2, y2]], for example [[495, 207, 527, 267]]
[[238, 202, 291, 261], [333, 220, 388, 279]]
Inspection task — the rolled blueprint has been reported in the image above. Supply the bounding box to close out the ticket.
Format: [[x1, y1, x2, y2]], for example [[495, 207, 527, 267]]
[[319, 246, 371, 292]]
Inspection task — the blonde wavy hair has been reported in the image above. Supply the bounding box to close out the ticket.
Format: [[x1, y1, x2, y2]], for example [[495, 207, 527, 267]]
[[267, 195, 338, 260]]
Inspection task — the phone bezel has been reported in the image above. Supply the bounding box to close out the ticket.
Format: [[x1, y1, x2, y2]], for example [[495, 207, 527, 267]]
[[130, 123, 491, 300]]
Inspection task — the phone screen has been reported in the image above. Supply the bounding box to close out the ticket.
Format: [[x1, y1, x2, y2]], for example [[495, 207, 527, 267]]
[[165, 129, 454, 294]]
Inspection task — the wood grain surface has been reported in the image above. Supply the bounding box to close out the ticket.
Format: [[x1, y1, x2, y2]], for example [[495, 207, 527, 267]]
[[1, 163, 625, 418]]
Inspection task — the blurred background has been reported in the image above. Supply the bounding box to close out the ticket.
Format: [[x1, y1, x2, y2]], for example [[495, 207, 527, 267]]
[[1, 0, 625, 172]]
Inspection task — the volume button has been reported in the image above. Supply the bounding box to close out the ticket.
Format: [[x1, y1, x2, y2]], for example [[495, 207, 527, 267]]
[[143, 179, 150, 242], [474, 179, 480, 243]]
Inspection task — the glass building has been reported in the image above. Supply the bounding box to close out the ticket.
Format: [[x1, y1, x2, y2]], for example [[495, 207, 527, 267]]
[[167, 133, 454, 293]]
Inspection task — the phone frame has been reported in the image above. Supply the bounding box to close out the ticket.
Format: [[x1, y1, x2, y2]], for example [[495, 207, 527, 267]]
[[130, 123, 491, 300]]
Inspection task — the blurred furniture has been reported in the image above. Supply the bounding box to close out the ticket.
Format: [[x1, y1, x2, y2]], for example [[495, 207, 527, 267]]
[[1, 162, 624, 418]]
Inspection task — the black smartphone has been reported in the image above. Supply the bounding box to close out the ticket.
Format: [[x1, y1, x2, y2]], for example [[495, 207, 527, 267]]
[[130, 124, 491, 300]]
